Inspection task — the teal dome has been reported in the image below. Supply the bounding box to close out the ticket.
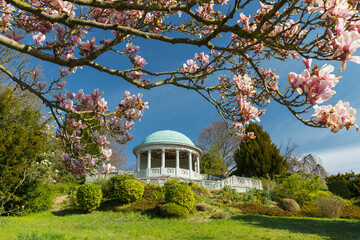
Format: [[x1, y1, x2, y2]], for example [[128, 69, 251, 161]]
[[140, 130, 195, 146]]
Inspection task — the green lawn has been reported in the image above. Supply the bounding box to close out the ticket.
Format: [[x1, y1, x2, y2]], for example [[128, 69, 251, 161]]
[[1, 211, 359, 240]]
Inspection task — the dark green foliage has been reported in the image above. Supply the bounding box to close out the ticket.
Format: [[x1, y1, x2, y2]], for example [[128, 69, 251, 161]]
[[233, 123, 286, 179], [261, 191, 272, 205], [157, 203, 189, 219], [326, 173, 359, 199], [0, 87, 47, 214], [200, 146, 227, 175], [23, 180, 54, 213], [273, 173, 328, 206], [188, 181, 211, 197], [77, 183, 102, 211], [327, 179, 352, 199], [242, 188, 259, 203], [165, 183, 195, 211], [143, 182, 164, 201], [101, 174, 135, 199], [219, 186, 241, 203], [117, 179, 144, 204]]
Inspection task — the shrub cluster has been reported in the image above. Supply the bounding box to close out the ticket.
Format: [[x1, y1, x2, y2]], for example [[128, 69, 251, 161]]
[[273, 173, 328, 205], [340, 204, 360, 219], [143, 182, 164, 201], [232, 202, 295, 217], [219, 186, 241, 203], [313, 195, 344, 218], [188, 181, 211, 197], [157, 203, 189, 219], [165, 183, 195, 211], [101, 174, 135, 199], [77, 183, 102, 212]]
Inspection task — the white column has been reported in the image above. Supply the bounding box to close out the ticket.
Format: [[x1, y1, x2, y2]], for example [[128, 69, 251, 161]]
[[136, 153, 140, 172], [161, 149, 165, 175], [176, 150, 179, 177], [197, 155, 200, 174], [188, 151, 192, 179], [147, 150, 151, 176]]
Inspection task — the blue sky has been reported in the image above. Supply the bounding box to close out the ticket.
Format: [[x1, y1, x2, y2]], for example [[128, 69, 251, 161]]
[[39, 2, 360, 175]]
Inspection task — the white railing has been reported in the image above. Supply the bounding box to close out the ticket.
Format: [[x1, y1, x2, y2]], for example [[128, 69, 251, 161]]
[[135, 167, 201, 180]]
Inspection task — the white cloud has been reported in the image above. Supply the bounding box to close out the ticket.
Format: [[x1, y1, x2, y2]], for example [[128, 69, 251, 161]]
[[313, 144, 360, 175]]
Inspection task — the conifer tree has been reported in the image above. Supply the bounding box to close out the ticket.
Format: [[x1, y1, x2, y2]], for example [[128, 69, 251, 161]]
[[233, 123, 286, 179]]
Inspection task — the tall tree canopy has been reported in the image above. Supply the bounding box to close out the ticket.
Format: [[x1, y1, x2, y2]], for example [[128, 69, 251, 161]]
[[198, 120, 240, 173], [233, 123, 286, 179], [0, 0, 359, 174]]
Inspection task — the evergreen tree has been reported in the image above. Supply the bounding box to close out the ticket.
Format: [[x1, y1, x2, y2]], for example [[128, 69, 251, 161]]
[[233, 123, 286, 179], [200, 146, 227, 175], [0, 87, 47, 213]]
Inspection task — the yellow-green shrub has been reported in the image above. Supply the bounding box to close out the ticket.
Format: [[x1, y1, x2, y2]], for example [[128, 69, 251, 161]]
[[77, 183, 102, 212], [165, 183, 195, 211], [157, 203, 189, 218], [118, 179, 144, 204]]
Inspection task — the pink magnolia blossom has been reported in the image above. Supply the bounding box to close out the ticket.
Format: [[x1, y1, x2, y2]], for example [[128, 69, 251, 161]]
[[32, 32, 46, 45], [102, 148, 112, 160], [38, 82, 47, 91], [6, 31, 24, 42]]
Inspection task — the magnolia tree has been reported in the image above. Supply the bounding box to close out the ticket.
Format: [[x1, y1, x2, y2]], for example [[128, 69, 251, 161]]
[[0, 0, 359, 175]]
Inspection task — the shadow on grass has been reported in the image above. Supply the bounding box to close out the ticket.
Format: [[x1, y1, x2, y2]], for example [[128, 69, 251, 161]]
[[232, 214, 360, 240], [51, 208, 85, 216]]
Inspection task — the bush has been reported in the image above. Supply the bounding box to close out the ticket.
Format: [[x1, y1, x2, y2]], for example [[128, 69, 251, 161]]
[[188, 181, 211, 197], [24, 181, 54, 213], [314, 195, 344, 218], [115, 199, 158, 213], [118, 179, 144, 204], [242, 188, 258, 203], [341, 204, 360, 219], [157, 203, 189, 219], [196, 203, 212, 212], [273, 173, 327, 205], [143, 182, 164, 202], [101, 174, 135, 199], [219, 186, 241, 203], [77, 183, 102, 212], [165, 183, 195, 211], [211, 210, 229, 219], [278, 198, 300, 212], [327, 179, 352, 200], [261, 190, 272, 205], [233, 202, 295, 217]]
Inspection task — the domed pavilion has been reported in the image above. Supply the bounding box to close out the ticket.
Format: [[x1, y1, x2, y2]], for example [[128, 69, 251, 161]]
[[133, 130, 202, 180]]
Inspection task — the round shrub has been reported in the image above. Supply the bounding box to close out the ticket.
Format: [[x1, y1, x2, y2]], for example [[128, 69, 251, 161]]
[[157, 203, 189, 219], [211, 210, 229, 219], [314, 195, 344, 218], [196, 203, 212, 212], [101, 174, 135, 199], [118, 179, 144, 204], [143, 182, 164, 202], [77, 183, 102, 212], [165, 183, 195, 211], [278, 198, 300, 212]]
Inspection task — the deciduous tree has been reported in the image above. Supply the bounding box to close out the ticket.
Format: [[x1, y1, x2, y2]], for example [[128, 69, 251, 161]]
[[198, 120, 240, 173], [0, 0, 359, 175], [233, 123, 286, 179]]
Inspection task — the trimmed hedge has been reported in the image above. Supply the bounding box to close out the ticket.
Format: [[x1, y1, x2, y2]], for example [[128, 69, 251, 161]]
[[118, 179, 144, 204], [165, 183, 195, 211], [77, 183, 102, 212]]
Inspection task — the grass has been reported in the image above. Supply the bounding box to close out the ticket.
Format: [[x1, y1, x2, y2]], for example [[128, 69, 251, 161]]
[[1, 211, 360, 240]]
